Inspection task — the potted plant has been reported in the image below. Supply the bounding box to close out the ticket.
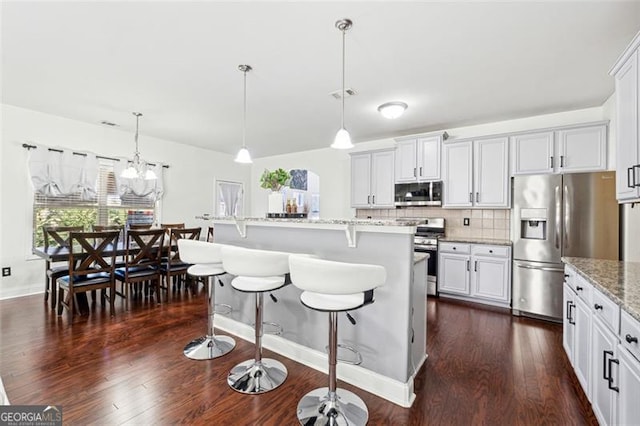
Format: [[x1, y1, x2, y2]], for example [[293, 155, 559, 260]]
[[260, 168, 290, 214]]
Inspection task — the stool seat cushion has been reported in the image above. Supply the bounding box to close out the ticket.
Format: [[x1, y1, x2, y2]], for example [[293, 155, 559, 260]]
[[289, 255, 386, 295], [231, 275, 286, 293], [178, 240, 225, 265], [187, 263, 225, 277], [222, 246, 290, 277], [300, 291, 365, 312]]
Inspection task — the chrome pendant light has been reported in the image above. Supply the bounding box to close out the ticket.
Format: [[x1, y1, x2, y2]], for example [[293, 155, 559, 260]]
[[331, 18, 354, 150], [235, 64, 253, 164], [121, 112, 157, 180]]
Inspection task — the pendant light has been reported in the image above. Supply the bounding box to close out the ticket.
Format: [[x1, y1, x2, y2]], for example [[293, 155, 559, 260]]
[[331, 18, 354, 150], [235, 64, 253, 164], [121, 112, 157, 180]]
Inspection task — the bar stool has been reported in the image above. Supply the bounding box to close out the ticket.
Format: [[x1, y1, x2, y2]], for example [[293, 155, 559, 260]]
[[288, 255, 386, 426], [221, 245, 291, 394], [178, 240, 235, 360]]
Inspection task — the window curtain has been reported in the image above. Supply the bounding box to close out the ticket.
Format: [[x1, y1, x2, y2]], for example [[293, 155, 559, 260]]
[[28, 147, 98, 200], [219, 181, 242, 216], [114, 159, 164, 202]]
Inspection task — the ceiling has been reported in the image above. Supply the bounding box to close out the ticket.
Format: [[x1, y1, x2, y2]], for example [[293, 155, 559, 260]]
[[3, 2, 640, 159]]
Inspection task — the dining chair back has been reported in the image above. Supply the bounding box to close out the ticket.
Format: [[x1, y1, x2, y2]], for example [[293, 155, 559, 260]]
[[160, 227, 202, 295], [42, 225, 84, 309], [128, 223, 153, 230], [207, 226, 214, 242], [115, 228, 166, 308], [56, 230, 120, 318]]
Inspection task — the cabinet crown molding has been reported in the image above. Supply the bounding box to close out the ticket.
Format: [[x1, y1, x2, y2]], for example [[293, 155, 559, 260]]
[[610, 30, 640, 76]]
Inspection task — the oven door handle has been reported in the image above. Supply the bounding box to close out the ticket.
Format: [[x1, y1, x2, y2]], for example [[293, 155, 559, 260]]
[[414, 245, 437, 251]]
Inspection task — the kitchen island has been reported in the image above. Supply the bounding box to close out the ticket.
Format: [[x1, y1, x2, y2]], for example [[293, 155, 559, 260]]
[[203, 217, 425, 407]]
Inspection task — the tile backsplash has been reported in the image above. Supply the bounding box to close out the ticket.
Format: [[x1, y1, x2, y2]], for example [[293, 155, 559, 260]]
[[356, 207, 511, 240]]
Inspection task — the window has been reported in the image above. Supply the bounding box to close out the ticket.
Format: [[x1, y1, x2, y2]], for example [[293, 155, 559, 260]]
[[33, 159, 155, 247]]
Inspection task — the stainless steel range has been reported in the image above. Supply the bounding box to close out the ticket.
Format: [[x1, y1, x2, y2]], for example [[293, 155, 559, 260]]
[[413, 218, 445, 296]]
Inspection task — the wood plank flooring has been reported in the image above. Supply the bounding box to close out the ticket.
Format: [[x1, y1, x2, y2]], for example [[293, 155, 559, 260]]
[[0, 290, 597, 425]]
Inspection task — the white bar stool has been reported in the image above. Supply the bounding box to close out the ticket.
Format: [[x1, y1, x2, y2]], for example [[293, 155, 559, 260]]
[[288, 255, 386, 426], [178, 240, 236, 360], [221, 245, 291, 394]]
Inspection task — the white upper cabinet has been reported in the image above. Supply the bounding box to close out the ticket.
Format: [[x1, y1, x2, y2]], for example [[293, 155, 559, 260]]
[[556, 124, 607, 173], [395, 135, 442, 183], [474, 137, 510, 207], [511, 131, 555, 174], [350, 149, 395, 208], [611, 34, 640, 202], [443, 141, 474, 207], [511, 123, 607, 176], [443, 137, 509, 208]]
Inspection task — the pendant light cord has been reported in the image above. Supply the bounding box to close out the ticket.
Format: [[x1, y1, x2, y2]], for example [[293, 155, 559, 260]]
[[341, 27, 346, 129], [243, 69, 247, 149], [134, 113, 140, 155]]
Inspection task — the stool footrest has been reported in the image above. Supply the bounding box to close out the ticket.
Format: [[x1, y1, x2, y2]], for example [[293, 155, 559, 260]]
[[251, 321, 283, 336], [214, 303, 232, 316], [325, 343, 363, 365]]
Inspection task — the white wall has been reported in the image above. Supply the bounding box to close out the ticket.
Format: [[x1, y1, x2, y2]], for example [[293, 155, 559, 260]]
[[0, 104, 251, 299]]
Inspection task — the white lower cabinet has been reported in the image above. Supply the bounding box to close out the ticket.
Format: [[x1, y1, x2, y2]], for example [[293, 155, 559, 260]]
[[563, 263, 640, 426], [617, 342, 640, 425], [438, 242, 511, 307], [591, 315, 618, 426], [562, 269, 592, 398]]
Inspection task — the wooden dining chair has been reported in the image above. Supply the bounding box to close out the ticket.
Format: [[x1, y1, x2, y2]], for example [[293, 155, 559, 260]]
[[43, 225, 84, 309], [114, 228, 165, 309], [128, 223, 153, 230], [207, 226, 214, 242], [57, 230, 120, 318], [159, 227, 202, 297]]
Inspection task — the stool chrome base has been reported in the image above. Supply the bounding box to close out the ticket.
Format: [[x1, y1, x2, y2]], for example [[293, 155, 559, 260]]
[[227, 359, 287, 394], [183, 335, 236, 360], [296, 387, 368, 426]]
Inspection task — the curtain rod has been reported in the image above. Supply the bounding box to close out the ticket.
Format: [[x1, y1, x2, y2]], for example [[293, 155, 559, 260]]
[[22, 143, 170, 169]]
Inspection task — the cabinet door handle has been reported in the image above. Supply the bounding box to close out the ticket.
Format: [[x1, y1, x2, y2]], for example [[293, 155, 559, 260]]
[[568, 302, 575, 325], [419, 166, 423, 177], [372, 195, 375, 204], [576, 286, 583, 291], [603, 350, 612, 381], [560, 155, 565, 168], [550, 156, 554, 169], [607, 356, 620, 393], [469, 192, 473, 203], [476, 192, 479, 203], [474, 260, 478, 272], [466, 260, 470, 271], [594, 303, 603, 310], [565, 300, 572, 321], [367, 195, 371, 204], [414, 167, 417, 178], [626, 334, 639, 344], [635, 164, 640, 187]]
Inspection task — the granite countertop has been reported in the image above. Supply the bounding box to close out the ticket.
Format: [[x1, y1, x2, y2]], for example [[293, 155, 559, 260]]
[[197, 215, 424, 226], [562, 257, 640, 323], [439, 237, 512, 246]]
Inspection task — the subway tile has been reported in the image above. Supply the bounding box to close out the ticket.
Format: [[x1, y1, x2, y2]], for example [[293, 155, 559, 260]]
[[482, 228, 495, 238], [495, 219, 508, 230], [494, 210, 506, 219], [471, 210, 483, 219], [482, 218, 494, 229], [471, 228, 483, 238]]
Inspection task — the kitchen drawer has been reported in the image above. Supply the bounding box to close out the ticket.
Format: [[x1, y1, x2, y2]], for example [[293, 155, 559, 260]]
[[592, 288, 620, 334], [564, 265, 576, 288], [439, 242, 471, 254], [471, 245, 509, 258], [621, 309, 640, 362], [573, 273, 592, 305]]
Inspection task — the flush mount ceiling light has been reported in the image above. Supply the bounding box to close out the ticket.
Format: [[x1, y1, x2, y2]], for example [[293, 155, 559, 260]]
[[235, 64, 253, 164], [331, 18, 354, 150], [121, 112, 157, 180], [377, 101, 408, 119]]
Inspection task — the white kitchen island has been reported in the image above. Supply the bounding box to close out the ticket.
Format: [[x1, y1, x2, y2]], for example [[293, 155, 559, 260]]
[[203, 217, 426, 407]]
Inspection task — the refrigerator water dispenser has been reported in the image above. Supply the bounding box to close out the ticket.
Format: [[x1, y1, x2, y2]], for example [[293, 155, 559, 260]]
[[519, 208, 548, 240]]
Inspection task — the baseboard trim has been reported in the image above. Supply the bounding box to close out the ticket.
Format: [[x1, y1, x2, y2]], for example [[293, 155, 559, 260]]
[[214, 315, 416, 407]]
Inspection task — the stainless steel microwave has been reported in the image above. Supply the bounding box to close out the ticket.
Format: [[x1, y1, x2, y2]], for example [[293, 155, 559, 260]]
[[394, 181, 442, 207]]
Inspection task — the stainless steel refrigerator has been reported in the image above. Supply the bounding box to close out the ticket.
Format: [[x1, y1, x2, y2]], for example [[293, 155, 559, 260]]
[[512, 172, 619, 321]]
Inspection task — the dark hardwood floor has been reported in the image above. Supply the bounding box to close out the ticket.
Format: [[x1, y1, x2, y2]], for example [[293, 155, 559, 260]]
[[0, 289, 597, 425]]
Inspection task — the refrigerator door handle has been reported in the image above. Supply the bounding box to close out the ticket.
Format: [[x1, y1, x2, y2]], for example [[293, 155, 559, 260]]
[[554, 185, 561, 250], [564, 185, 570, 250], [516, 263, 564, 273]]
